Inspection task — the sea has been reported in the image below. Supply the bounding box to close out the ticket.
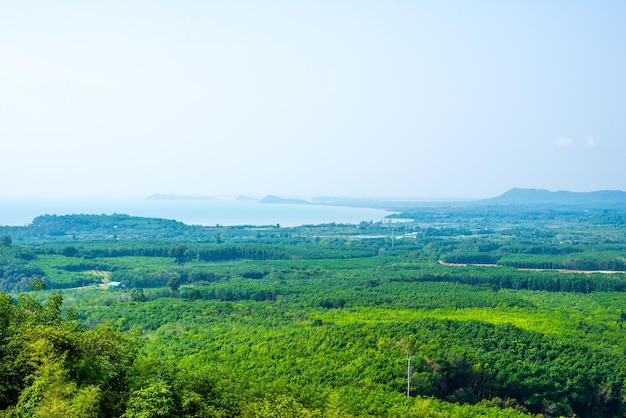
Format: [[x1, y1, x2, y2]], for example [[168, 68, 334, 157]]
[[0, 197, 393, 228]]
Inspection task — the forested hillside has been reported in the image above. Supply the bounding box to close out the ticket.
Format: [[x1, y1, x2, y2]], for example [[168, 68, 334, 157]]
[[2, 203, 626, 417]]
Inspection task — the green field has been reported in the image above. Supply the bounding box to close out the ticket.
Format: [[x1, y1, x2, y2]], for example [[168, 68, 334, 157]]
[[1, 205, 626, 417]]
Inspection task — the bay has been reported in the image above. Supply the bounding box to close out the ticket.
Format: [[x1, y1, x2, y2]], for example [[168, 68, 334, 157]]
[[0, 198, 392, 227]]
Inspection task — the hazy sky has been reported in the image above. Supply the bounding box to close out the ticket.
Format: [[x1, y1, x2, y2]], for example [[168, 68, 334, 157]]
[[1, 1, 625, 199]]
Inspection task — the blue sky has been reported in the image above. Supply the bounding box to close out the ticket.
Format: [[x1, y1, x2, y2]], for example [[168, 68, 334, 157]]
[[1, 1, 624, 199]]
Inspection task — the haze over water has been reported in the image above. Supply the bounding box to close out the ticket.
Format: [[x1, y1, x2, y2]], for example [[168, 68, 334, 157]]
[[0, 198, 391, 228]]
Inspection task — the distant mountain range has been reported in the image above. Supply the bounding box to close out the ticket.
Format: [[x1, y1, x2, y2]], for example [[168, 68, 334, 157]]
[[476, 188, 626, 207], [292, 188, 626, 210], [146, 189, 626, 209]]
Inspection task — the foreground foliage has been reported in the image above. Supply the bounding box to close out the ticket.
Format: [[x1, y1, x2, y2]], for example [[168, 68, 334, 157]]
[[0, 290, 541, 417]]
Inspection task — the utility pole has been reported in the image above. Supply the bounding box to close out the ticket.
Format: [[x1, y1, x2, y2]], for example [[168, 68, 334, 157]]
[[400, 335, 416, 397]]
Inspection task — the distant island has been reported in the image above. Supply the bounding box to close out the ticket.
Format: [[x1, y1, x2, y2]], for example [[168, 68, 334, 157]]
[[146, 194, 217, 201], [258, 195, 311, 205]]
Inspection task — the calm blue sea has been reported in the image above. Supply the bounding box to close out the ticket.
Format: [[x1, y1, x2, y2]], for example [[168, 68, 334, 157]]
[[0, 198, 392, 227]]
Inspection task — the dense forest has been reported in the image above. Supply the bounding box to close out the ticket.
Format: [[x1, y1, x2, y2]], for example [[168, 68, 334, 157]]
[[2, 197, 626, 417]]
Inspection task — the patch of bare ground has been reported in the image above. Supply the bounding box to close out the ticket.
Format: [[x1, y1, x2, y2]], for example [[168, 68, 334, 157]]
[[438, 260, 625, 274]]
